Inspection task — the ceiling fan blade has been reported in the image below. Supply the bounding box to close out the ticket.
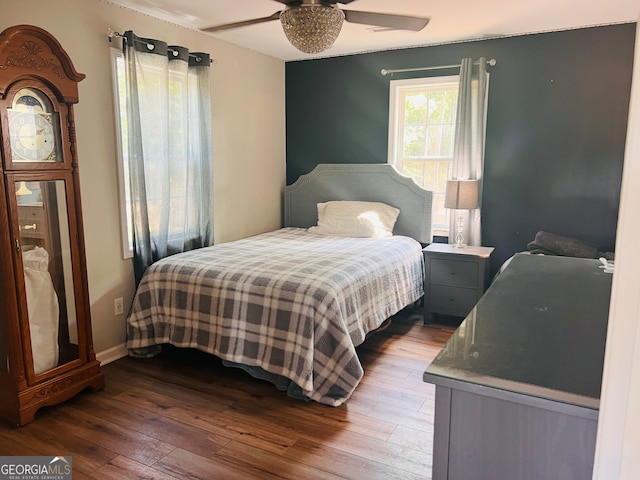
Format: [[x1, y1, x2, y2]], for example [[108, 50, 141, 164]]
[[344, 10, 430, 31], [201, 11, 282, 33]]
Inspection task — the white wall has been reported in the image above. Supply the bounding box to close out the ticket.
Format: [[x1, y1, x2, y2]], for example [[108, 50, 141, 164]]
[[1, 0, 285, 357], [593, 16, 640, 480]]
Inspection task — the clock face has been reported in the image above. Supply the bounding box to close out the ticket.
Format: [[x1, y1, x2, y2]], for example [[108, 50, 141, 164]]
[[8, 111, 57, 162], [7, 87, 62, 163]]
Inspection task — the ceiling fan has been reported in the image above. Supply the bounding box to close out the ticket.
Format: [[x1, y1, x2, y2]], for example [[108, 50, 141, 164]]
[[201, 0, 430, 54]]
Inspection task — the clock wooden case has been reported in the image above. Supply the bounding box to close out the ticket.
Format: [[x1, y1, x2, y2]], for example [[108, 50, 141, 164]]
[[0, 25, 104, 426]]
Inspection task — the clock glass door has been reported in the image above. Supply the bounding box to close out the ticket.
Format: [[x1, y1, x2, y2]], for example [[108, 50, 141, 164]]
[[15, 178, 79, 376], [7, 88, 62, 164]]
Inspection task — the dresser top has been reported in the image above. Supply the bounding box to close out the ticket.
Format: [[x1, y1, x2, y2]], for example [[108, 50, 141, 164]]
[[424, 243, 494, 258], [424, 253, 612, 410]]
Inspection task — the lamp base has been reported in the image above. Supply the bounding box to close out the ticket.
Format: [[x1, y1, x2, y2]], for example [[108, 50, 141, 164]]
[[452, 211, 467, 248]]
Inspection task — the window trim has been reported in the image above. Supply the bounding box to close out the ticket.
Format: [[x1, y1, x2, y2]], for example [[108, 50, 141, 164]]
[[110, 48, 133, 259]]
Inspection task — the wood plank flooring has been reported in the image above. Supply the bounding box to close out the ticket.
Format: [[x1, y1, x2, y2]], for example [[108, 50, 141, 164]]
[[0, 308, 455, 479]]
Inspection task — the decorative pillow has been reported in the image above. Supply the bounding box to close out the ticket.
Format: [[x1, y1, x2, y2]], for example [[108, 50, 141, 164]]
[[308, 201, 400, 238]]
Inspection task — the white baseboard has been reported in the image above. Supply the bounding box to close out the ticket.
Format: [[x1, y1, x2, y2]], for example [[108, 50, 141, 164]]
[[96, 343, 128, 365]]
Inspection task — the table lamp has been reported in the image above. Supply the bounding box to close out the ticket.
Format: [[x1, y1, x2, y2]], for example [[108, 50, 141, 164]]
[[445, 179, 479, 248]]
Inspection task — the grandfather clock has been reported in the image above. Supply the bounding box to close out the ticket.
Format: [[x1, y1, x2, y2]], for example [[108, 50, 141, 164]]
[[0, 25, 104, 426]]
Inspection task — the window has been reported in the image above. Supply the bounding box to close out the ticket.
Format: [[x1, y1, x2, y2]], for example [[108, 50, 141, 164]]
[[388, 76, 459, 235], [111, 31, 213, 282], [110, 48, 133, 258], [110, 46, 212, 261]]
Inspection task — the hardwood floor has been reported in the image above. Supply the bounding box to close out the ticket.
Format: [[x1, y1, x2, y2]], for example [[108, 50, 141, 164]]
[[0, 309, 455, 479]]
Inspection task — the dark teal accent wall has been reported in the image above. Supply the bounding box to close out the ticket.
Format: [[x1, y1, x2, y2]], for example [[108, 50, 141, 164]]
[[285, 24, 636, 272]]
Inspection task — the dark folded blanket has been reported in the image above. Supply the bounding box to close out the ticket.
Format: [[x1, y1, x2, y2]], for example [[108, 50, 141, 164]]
[[527, 231, 614, 260]]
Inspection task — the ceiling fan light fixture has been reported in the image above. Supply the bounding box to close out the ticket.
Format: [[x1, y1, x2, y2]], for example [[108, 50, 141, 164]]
[[280, 5, 344, 54]]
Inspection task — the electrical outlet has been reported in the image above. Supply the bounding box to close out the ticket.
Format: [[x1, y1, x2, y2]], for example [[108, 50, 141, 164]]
[[114, 297, 124, 316]]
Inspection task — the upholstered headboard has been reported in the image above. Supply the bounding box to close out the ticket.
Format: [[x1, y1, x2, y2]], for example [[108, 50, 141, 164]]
[[284, 164, 433, 244]]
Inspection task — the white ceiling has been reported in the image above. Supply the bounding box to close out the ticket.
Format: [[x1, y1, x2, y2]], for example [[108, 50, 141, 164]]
[[106, 0, 639, 61]]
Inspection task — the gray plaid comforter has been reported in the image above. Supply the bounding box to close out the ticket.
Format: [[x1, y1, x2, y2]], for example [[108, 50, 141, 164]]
[[126, 227, 423, 406]]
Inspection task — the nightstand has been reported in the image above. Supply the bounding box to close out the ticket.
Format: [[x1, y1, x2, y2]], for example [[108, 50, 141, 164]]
[[423, 243, 494, 324]]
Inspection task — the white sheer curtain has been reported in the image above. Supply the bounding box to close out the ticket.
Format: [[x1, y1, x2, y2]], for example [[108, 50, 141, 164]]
[[449, 57, 489, 246], [123, 31, 213, 283]]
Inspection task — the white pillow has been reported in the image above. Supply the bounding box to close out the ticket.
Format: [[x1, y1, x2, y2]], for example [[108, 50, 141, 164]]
[[308, 201, 400, 238]]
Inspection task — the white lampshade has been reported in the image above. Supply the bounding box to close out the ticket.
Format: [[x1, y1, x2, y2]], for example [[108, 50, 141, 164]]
[[444, 179, 479, 210]]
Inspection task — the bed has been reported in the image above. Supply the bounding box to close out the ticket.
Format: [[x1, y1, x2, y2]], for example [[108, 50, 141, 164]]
[[126, 164, 433, 406]]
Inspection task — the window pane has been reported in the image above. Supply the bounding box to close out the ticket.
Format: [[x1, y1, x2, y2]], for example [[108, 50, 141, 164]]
[[426, 126, 442, 156], [428, 90, 458, 124], [403, 125, 426, 157], [437, 159, 452, 189], [405, 93, 427, 124], [397, 159, 453, 232], [427, 91, 445, 124], [400, 161, 425, 187], [441, 125, 454, 157], [432, 192, 447, 227], [424, 160, 437, 188]]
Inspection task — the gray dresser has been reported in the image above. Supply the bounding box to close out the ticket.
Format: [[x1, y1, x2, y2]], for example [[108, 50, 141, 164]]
[[423, 253, 612, 480]]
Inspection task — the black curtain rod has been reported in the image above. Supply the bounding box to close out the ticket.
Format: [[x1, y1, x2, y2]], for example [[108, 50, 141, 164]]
[[106, 28, 214, 64]]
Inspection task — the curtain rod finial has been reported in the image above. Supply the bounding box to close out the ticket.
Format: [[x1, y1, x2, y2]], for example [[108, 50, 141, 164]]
[[107, 27, 120, 42]]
